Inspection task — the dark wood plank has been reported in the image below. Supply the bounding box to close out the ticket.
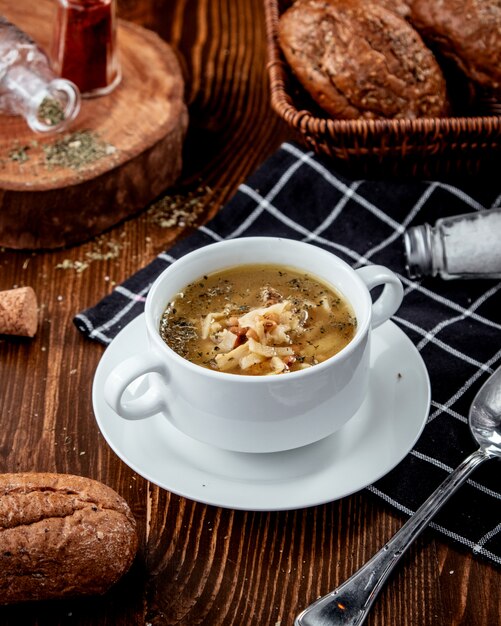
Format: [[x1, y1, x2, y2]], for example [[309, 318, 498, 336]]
[[0, 1, 499, 625], [0, 11, 188, 249]]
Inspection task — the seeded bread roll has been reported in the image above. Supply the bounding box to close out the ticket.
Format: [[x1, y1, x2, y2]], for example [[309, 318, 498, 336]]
[[0, 473, 138, 605], [405, 0, 501, 93], [278, 0, 449, 119], [376, 0, 411, 17]]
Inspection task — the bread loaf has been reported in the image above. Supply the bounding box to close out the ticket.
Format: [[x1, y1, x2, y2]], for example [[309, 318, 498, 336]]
[[278, 0, 449, 119], [405, 0, 501, 94], [0, 473, 138, 605], [374, 0, 411, 17]]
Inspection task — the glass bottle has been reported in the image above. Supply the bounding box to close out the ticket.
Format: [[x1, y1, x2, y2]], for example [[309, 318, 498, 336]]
[[404, 208, 501, 279], [0, 16, 80, 133], [52, 0, 121, 98]]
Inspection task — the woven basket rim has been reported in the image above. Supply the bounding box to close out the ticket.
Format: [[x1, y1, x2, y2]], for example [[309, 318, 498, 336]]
[[265, 0, 501, 139]]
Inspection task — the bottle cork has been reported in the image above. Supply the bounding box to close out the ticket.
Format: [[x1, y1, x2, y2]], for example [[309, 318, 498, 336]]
[[0, 286, 38, 337]]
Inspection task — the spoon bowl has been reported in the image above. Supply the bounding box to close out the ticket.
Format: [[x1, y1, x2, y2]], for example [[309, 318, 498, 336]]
[[296, 363, 501, 626], [470, 370, 501, 457]]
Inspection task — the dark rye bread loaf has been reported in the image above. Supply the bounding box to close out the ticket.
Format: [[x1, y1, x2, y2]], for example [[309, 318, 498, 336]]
[[0, 473, 138, 605], [278, 0, 449, 119], [375, 0, 411, 17], [405, 0, 501, 93]]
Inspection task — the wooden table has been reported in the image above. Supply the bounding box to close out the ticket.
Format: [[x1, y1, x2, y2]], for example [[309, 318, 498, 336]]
[[0, 1, 499, 624]]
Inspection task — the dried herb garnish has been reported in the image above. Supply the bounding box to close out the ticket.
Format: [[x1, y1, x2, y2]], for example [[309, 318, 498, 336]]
[[38, 97, 65, 126], [147, 186, 217, 229], [56, 236, 124, 274], [85, 239, 122, 261], [55, 259, 89, 274], [159, 310, 197, 357], [8, 144, 29, 163], [43, 130, 116, 170]]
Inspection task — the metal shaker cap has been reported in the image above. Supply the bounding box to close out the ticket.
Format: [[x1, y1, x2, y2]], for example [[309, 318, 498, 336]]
[[403, 224, 433, 278]]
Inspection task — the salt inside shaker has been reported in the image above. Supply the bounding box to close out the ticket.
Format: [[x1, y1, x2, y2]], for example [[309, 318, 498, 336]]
[[404, 208, 501, 279]]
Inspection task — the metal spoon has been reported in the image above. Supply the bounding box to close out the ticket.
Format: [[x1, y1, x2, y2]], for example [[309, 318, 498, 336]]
[[295, 363, 501, 626]]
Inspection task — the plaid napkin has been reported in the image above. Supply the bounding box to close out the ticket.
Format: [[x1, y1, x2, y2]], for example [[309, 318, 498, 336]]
[[75, 142, 501, 568]]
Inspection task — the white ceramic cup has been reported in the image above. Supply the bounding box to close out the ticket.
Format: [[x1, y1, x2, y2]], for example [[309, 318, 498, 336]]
[[104, 237, 403, 453]]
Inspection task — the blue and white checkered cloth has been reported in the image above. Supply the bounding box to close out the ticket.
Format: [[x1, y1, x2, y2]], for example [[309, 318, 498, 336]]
[[75, 142, 501, 567]]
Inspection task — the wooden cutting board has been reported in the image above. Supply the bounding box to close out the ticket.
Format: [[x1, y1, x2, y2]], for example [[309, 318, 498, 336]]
[[0, 1, 188, 249]]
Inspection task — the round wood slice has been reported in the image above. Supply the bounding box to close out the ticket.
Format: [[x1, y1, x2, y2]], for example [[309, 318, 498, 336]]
[[0, 3, 188, 249]]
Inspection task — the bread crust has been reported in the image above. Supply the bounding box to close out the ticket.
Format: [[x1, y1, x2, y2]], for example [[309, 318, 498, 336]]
[[0, 473, 138, 604], [278, 0, 449, 119], [406, 0, 501, 93]]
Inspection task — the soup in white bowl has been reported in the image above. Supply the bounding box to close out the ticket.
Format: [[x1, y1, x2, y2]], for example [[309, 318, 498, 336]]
[[159, 264, 356, 375]]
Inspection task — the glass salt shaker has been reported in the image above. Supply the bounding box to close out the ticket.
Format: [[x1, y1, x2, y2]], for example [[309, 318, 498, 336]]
[[404, 207, 501, 279], [52, 0, 121, 98], [0, 16, 80, 133]]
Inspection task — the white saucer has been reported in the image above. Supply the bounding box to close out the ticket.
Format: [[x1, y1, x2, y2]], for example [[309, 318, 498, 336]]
[[92, 314, 430, 511]]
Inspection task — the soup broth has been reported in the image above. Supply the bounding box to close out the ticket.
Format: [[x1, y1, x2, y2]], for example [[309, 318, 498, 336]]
[[159, 264, 357, 375]]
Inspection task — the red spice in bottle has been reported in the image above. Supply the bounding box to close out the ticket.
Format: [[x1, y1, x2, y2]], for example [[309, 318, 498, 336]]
[[52, 0, 120, 97]]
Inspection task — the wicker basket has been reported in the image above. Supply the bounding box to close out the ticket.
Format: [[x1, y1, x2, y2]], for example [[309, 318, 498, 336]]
[[264, 0, 501, 178]]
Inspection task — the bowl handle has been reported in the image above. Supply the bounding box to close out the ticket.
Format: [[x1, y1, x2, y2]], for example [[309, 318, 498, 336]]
[[104, 352, 169, 420], [356, 265, 403, 329]]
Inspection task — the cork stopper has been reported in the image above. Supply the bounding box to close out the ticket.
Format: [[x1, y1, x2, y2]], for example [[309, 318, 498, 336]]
[[0, 286, 38, 337]]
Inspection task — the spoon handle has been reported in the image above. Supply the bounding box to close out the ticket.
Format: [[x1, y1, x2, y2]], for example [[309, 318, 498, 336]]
[[295, 448, 490, 626]]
